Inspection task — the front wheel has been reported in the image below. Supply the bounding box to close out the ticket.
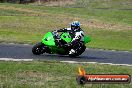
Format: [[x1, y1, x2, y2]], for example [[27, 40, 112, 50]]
[[32, 42, 44, 55]]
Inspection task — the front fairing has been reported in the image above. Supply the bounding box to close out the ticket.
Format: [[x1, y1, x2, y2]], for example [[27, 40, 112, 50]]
[[41, 32, 66, 54], [60, 32, 72, 43], [42, 32, 55, 46]]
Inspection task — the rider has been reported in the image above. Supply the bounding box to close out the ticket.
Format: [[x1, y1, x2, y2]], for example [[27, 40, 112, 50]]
[[53, 21, 85, 54]]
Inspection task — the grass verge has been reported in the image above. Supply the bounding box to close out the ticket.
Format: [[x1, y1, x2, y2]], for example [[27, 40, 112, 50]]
[[0, 60, 132, 88]]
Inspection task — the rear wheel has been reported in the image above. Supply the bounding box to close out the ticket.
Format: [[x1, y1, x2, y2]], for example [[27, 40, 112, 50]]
[[32, 42, 44, 55], [77, 44, 86, 55]]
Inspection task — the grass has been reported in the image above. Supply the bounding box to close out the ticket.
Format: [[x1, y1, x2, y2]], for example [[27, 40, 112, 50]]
[[0, 61, 132, 88], [75, 0, 132, 9], [0, 2, 132, 51], [0, 1, 131, 88], [86, 29, 132, 51]]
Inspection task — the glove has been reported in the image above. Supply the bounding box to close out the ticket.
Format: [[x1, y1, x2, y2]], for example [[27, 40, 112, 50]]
[[52, 30, 58, 34], [54, 30, 58, 32], [53, 30, 60, 39], [57, 28, 67, 32]]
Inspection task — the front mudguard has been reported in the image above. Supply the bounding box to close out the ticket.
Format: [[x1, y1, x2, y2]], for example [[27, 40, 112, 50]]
[[32, 42, 45, 55]]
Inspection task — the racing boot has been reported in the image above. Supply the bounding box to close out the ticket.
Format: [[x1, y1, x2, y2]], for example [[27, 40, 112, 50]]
[[69, 49, 76, 55]]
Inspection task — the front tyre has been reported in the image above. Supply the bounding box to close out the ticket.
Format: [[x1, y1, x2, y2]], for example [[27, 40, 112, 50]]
[[32, 42, 44, 55]]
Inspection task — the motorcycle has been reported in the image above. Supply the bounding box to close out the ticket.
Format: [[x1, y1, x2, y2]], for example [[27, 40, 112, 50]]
[[32, 31, 91, 57]]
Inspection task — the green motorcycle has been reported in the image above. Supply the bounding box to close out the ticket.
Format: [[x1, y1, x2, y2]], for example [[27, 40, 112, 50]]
[[32, 31, 91, 57]]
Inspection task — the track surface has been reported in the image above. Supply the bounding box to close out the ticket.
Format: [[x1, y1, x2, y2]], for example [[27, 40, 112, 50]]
[[0, 43, 132, 64]]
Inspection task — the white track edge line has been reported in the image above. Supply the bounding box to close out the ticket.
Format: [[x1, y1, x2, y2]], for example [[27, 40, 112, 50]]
[[60, 61, 132, 66], [0, 58, 132, 66], [0, 58, 33, 61]]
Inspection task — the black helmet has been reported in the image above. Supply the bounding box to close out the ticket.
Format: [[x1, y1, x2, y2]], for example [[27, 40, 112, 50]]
[[71, 21, 80, 30]]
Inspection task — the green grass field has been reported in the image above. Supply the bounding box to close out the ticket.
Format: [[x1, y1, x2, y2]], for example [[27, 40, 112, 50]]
[[0, 1, 132, 51], [0, 61, 132, 88], [0, 1, 132, 88]]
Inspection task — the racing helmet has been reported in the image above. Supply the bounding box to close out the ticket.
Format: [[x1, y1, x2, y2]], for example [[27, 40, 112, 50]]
[[71, 21, 80, 30]]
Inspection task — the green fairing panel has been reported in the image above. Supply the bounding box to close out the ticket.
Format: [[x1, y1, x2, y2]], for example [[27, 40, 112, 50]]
[[84, 35, 91, 44], [60, 32, 72, 43], [42, 32, 55, 46]]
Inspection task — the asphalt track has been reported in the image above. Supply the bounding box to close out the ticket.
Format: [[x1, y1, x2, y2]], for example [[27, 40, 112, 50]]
[[0, 43, 132, 65]]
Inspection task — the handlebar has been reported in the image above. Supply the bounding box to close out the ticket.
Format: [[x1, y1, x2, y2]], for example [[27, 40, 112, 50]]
[[52, 30, 61, 39]]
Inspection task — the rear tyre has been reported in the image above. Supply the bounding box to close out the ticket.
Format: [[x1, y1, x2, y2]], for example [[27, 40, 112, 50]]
[[32, 42, 44, 55], [77, 44, 86, 55]]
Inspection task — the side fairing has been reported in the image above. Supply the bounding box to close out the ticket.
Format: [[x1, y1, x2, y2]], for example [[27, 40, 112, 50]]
[[60, 32, 72, 43]]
